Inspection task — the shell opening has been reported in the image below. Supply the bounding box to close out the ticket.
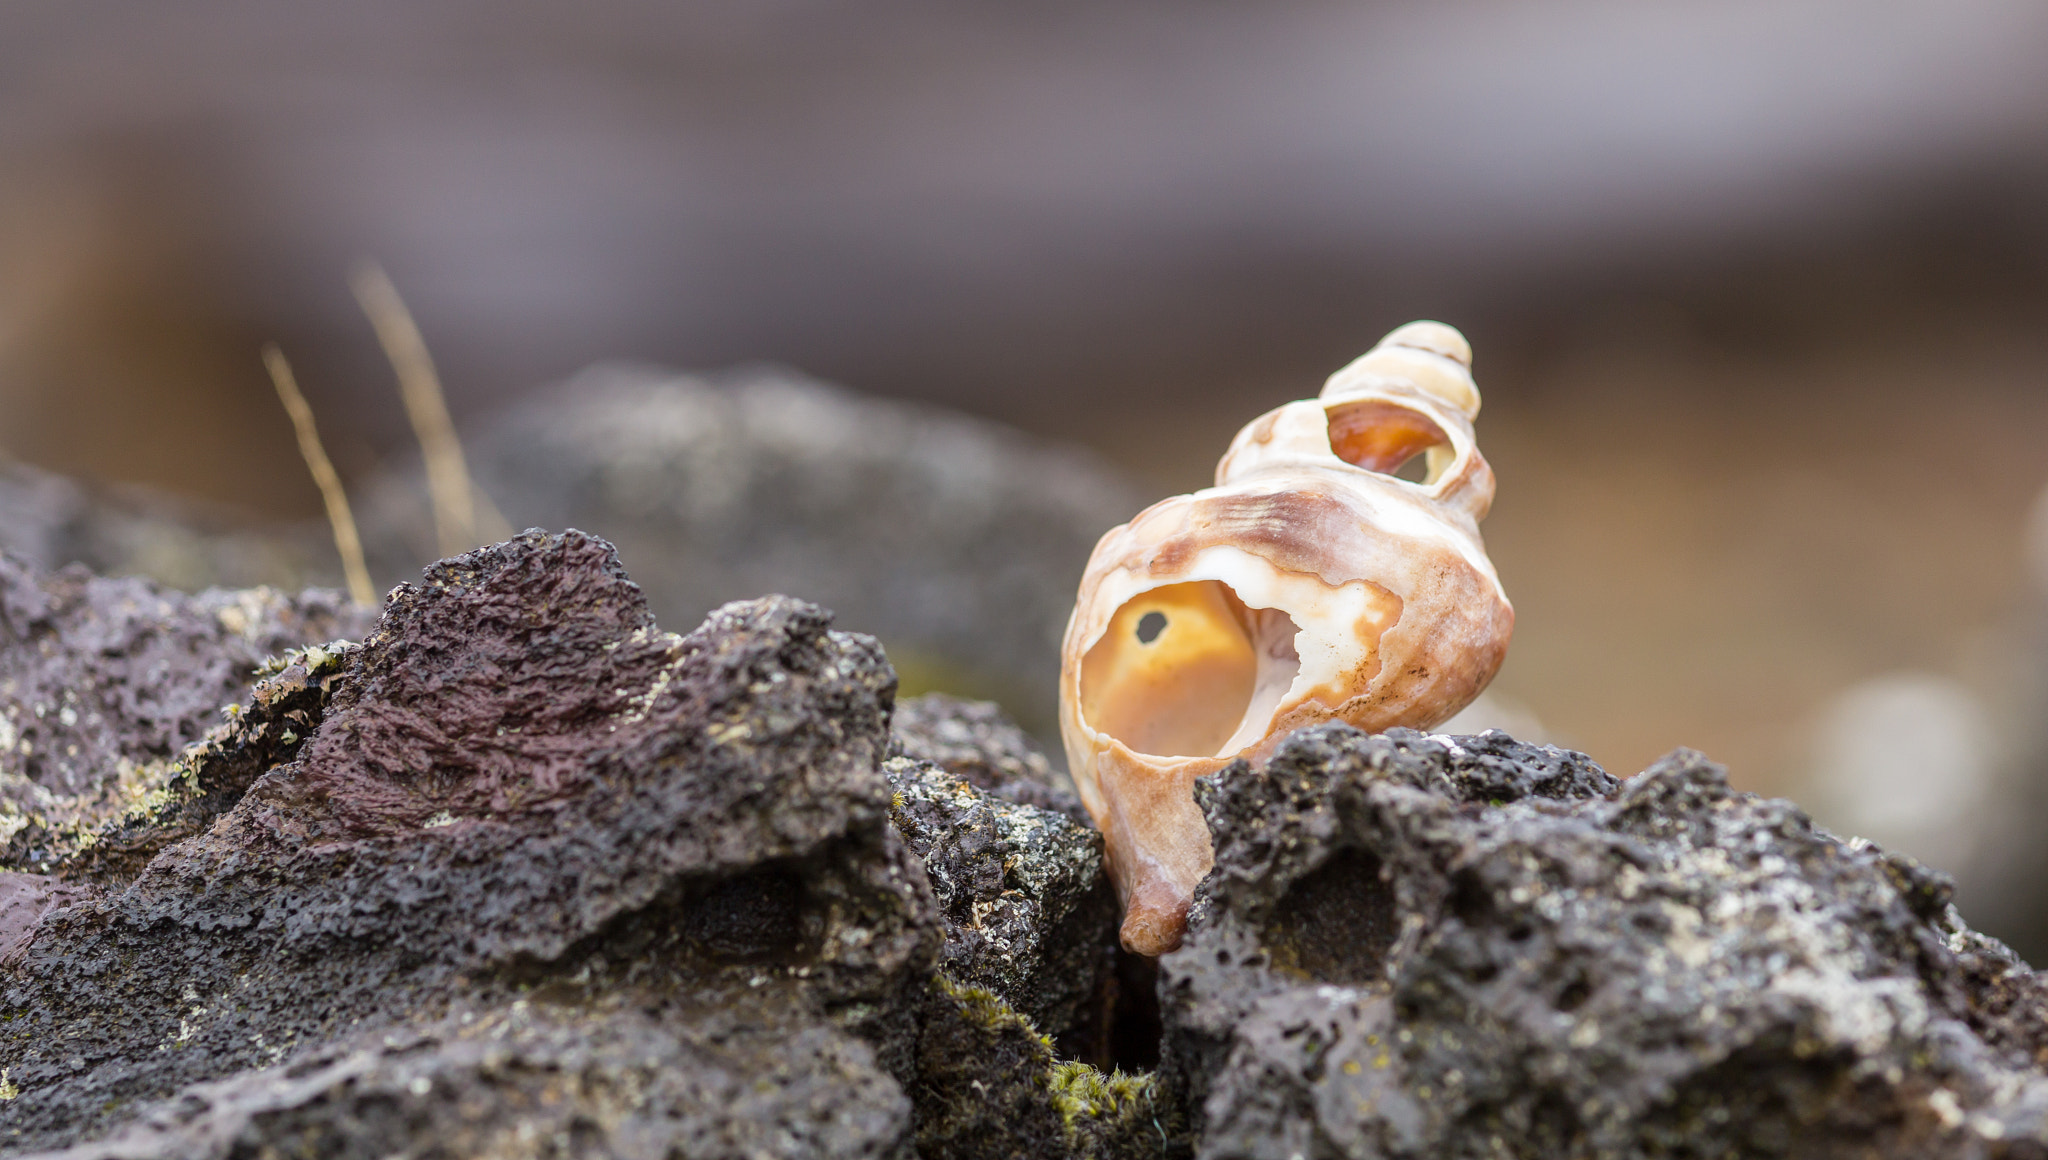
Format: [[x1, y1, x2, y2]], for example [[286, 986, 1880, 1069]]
[[1326, 400, 1452, 486], [1078, 580, 1301, 760]]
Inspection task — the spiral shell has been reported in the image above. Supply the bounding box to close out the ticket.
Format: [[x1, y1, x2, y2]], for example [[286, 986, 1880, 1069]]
[[1058, 321, 1513, 955]]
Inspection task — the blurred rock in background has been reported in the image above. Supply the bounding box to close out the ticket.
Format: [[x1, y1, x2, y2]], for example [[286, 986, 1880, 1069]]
[[356, 364, 1142, 738], [0, 457, 337, 592]]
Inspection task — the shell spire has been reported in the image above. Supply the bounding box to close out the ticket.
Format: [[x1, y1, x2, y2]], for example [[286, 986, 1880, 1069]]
[[1058, 321, 1512, 955]]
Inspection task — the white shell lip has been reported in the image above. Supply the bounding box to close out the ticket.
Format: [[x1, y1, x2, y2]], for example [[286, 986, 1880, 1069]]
[[1068, 540, 1390, 757], [1058, 320, 1512, 956]]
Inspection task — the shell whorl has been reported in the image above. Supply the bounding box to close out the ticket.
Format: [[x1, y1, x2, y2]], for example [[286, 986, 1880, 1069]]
[[1320, 320, 1480, 419], [1058, 319, 1511, 956]]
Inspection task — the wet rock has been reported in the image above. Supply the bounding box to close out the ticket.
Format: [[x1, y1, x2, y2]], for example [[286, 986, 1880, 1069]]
[[892, 692, 1083, 817], [0, 550, 370, 850], [1162, 724, 2048, 1159], [886, 755, 1117, 1058], [357, 365, 1143, 736], [0, 532, 941, 1156]]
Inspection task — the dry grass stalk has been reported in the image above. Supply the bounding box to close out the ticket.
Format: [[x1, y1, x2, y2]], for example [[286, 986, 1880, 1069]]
[[262, 344, 376, 608], [349, 261, 510, 555]]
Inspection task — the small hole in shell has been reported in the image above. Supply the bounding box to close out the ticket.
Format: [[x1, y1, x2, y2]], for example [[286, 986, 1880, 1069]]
[[1391, 453, 1431, 483], [1135, 611, 1167, 644]]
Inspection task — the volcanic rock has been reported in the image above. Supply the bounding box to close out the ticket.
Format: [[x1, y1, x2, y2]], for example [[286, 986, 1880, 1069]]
[[0, 531, 1164, 1160], [8, 527, 2048, 1160], [886, 755, 1117, 1059], [0, 550, 369, 855], [1161, 725, 2048, 1159], [0, 533, 941, 1156], [891, 692, 1083, 818]]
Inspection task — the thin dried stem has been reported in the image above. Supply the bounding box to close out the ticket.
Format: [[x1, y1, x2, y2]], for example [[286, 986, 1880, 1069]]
[[263, 345, 376, 608], [349, 261, 508, 555]]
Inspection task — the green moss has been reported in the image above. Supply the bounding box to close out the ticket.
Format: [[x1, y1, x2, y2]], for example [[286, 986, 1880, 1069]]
[[933, 973, 1054, 1051], [1048, 1060, 1175, 1156], [1048, 1060, 1151, 1125], [915, 975, 1064, 1157], [917, 974, 1182, 1159]]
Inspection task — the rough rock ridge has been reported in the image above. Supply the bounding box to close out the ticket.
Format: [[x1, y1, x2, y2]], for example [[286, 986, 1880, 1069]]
[[0, 532, 1158, 1160], [1161, 725, 2048, 1159], [4, 530, 2048, 1159], [0, 533, 945, 1157], [885, 752, 1117, 1059]]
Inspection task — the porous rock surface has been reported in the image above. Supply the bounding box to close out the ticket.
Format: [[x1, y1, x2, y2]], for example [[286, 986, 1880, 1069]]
[[6, 528, 2048, 1159], [0, 531, 937, 1157], [885, 753, 1116, 1059], [0, 532, 1145, 1160], [1161, 725, 2048, 1159], [0, 550, 370, 842]]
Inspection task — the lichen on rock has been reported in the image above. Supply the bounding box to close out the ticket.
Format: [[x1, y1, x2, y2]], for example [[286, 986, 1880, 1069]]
[[891, 692, 1083, 818], [885, 752, 1117, 1059]]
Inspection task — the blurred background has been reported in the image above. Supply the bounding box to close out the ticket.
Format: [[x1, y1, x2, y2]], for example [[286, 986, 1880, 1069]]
[[2, 2, 2046, 947]]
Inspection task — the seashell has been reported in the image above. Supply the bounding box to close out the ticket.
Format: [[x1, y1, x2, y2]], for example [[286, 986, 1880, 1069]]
[[1058, 321, 1513, 955]]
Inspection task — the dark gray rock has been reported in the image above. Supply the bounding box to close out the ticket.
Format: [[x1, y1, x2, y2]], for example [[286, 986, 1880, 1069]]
[[886, 755, 1117, 1059], [911, 974, 1176, 1160], [0, 533, 943, 1157], [892, 691, 1083, 818], [0, 872, 85, 967], [12, 524, 2048, 1159], [0, 549, 370, 851], [358, 365, 1143, 738], [1162, 724, 2048, 1160], [23, 996, 912, 1160], [0, 528, 1173, 1160]]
